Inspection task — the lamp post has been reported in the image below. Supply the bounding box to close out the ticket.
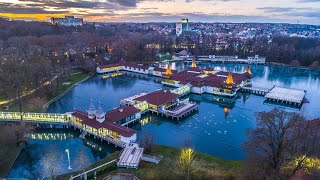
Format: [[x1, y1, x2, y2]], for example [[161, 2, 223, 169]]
[[65, 149, 72, 170]]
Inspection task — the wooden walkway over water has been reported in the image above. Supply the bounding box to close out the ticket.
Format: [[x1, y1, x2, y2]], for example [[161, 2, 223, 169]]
[[162, 102, 198, 121], [240, 86, 272, 96]]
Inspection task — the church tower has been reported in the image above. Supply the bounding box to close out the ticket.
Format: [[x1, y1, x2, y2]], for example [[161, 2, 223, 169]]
[[245, 65, 252, 75], [191, 59, 197, 68], [95, 103, 106, 123], [226, 72, 235, 85], [165, 64, 173, 75], [87, 99, 96, 119]]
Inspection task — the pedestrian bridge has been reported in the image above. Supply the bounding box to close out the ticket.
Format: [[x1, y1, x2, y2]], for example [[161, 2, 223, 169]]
[[0, 111, 70, 124]]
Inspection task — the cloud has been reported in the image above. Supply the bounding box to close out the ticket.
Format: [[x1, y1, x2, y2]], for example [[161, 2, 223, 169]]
[[257, 6, 320, 19]]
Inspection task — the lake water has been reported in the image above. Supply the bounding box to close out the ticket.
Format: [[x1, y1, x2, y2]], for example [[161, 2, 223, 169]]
[[8, 62, 320, 178]]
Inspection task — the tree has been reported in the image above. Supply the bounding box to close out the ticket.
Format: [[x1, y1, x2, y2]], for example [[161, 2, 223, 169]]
[[139, 131, 155, 154], [177, 140, 195, 180], [41, 145, 63, 179], [244, 108, 320, 178], [74, 148, 90, 173]]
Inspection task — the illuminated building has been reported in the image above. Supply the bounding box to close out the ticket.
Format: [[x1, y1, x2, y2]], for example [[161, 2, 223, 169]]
[[182, 19, 190, 32], [51, 16, 83, 26], [191, 59, 197, 68], [162, 67, 252, 97], [72, 103, 141, 144], [165, 64, 173, 75]]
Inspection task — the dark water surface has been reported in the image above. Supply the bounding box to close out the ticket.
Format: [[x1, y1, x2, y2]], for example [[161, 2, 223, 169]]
[[9, 63, 320, 178]]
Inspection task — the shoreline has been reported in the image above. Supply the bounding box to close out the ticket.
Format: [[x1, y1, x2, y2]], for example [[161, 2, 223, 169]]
[[57, 144, 244, 180], [42, 74, 93, 112]]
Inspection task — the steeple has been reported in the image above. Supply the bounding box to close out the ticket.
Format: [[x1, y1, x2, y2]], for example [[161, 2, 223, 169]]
[[165, 64, 172, 75], [226, 72, 235, 85], [95, 103, 105, 123], [245, 65, 252, 74], [87, 99, 96, 119], [191, 59, 197, 68]]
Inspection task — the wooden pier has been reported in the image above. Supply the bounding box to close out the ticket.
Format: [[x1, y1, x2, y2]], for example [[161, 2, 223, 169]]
[[241, 86, 307, 106], [265, 86, 307, 106], [240, 86, 272, 96], [162, 102, 198, 121]]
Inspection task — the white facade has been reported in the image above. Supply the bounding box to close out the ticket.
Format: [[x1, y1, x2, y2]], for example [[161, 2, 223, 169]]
[[176, 22, 183, 36], [120, 134, 137, 144], [248, 55, 266, 64]]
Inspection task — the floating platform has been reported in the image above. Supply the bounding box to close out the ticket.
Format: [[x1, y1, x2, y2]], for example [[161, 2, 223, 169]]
[[265, 86, 307, 105]]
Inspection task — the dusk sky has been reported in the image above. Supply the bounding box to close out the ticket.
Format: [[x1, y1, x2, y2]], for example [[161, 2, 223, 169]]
[[0, 0, 320, 24]]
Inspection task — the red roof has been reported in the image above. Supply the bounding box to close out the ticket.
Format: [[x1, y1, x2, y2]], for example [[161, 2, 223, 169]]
[[99, 63, 121, 69], [73, 108, 138, 137], [169, 70, 251, 90], [134, 90, 179, 106], [123, 63, 149, 70], [105, 106, 140, 123]]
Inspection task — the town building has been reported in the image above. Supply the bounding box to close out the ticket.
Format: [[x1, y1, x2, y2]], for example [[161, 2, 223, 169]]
[[162, 60, 253, 97], [72, 102, 141, 144], [248, 55, 266, 64], [176, 22, 183, 36], [51, 16, 83, 26], [182, 19, 190, 32], [96, 62, 177, 77]]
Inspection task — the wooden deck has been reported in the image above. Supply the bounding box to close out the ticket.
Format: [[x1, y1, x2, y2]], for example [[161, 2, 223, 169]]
[[163, 102, 198, 120]]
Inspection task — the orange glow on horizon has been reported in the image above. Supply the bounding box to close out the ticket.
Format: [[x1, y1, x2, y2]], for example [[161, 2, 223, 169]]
[[0, 13, 66, 21]]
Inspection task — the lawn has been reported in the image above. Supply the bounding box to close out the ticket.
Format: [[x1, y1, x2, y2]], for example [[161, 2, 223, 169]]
[[156, 54, 173, 61], [8, 71, 90, 112], [48, 72, 90, 100], [58, 145, 244, 179]]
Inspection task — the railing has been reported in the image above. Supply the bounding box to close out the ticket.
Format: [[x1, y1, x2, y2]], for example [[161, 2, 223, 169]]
[[70, 122, 126, 148], [0, 111, 68, 124], [70, 159, 117, 180]]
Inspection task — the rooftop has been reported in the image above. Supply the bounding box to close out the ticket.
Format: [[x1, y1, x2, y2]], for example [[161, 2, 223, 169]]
[[134, 90, 180, 106], [73, 108, 138, 137]]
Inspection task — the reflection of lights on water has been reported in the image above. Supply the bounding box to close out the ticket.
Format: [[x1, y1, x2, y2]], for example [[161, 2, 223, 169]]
[[86, 141, 103, 151], [31, 132, 74, 140], [140, 117, 149, 126]]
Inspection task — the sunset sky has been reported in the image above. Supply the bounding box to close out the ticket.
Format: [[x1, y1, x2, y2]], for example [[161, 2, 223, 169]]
[[0, 0, 320, 24]]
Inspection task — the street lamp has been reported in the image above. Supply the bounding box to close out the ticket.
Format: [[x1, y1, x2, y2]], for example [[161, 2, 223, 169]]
[[65, 149, 72, 170]]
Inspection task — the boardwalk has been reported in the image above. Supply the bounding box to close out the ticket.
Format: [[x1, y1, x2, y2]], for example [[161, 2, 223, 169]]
[[240, 86, 271, 96], [0, 111, 69, 124], [163, 102, 198, 120]]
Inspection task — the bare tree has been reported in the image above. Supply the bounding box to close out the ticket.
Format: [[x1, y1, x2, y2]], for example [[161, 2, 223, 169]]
[[41, 145, 63, 179], [139, 131, 155, 154], [244, 108, 320, 178], [74, 148, 91, 173], [177, 140, 195, 180]]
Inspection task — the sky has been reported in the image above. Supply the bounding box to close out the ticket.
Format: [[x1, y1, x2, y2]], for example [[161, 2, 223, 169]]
[[0, 0, 320, 24]]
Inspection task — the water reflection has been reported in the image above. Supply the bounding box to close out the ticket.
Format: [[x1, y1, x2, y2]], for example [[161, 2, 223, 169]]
[[8, 128, 119, 179], [44, 63, 320, 160]]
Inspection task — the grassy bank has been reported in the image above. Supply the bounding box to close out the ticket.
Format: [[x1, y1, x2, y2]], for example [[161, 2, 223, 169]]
[[47, 71, 90, 101], [7, 71, 90, 113], [58, 145, 244, 179]]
